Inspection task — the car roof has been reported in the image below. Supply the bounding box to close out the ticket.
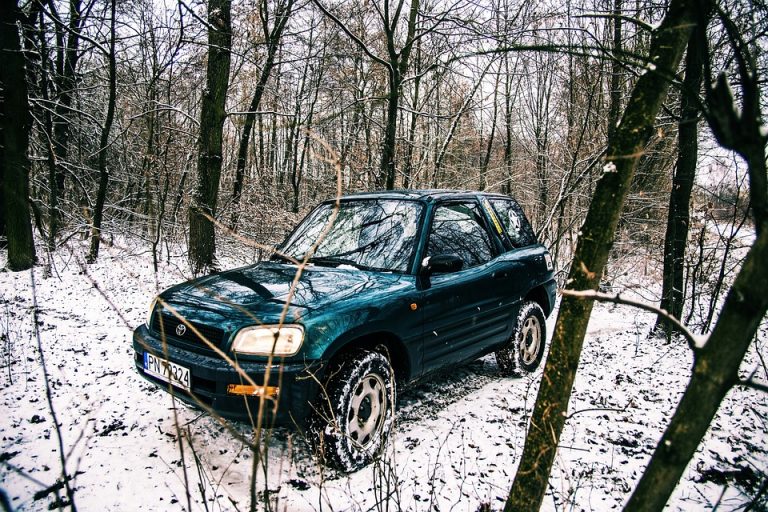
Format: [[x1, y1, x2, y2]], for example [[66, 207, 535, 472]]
[[328, 189, 512, 202]]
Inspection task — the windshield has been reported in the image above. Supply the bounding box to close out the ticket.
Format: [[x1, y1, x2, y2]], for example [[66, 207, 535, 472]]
[[279, 199, 423, 272]]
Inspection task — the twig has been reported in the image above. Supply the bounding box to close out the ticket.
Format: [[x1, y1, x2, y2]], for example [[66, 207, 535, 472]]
[[566, 406, 626, 420], [187, 427, 211, 512], [744, 476, 768, 511], [574, 12, 654, 32], [30, 268, 78, 511], [0, 461, 49, 489]]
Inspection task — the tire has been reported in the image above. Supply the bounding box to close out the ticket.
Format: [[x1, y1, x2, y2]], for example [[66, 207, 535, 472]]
[[312, 350, 396, 472], [496, 301, 546, 376]]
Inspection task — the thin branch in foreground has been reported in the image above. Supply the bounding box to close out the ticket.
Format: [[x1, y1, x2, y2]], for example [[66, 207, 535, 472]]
[[30, 268, 78, 511], [559, 288, 703, 353], [740, 379, 768, 394], [566, 406, 627, 420]]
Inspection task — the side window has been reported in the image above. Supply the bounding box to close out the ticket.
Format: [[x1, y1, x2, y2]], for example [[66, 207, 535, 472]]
[[490, 199, 536, 248], [427, 202, 495, 269]]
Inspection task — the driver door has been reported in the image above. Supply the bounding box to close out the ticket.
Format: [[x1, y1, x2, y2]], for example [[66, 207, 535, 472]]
[[418, 201, 512, 375]]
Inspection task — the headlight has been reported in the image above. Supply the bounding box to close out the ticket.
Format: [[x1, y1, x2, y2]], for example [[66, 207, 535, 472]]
[[231, 325, 304, 356], [146, 296, 158, 327]]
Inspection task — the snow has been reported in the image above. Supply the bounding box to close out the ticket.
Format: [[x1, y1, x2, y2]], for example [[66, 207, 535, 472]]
[[692, 333, 708, 350], [1, 240, 766, 511]]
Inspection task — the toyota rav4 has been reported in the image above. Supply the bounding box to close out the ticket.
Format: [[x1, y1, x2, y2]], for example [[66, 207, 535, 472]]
[[133, 190, 556, 471]]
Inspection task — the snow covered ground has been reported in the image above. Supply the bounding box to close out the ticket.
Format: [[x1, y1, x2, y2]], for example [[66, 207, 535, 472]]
[[1, 239, 766, 511]]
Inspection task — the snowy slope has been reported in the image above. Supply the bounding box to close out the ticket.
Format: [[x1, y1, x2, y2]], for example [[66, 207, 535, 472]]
[[1, 241, 766, 511]]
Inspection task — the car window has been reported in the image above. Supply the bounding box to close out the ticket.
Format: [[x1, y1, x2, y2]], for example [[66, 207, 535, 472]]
[[280, 199, 422, 272], [490, 199, 536, 248], [427, 202, 495, 269]]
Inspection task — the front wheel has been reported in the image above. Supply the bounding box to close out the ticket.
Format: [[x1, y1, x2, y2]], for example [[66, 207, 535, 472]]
[[496, 301, 547, 376], [311, 350, 395, 472]]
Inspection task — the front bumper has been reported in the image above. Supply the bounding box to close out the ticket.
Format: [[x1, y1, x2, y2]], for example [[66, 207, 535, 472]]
[[132, 325, 322, 427]]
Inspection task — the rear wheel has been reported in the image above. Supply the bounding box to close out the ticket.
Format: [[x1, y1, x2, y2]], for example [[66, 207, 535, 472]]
[[496, 301, 546, 376], [312, 350, 395, 472]]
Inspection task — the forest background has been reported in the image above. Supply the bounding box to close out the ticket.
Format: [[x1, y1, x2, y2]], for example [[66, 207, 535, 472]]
[[0, 0, 767, 510]]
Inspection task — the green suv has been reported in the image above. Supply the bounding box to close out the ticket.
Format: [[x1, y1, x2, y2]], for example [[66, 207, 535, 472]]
[[133, 190, 556, 471]]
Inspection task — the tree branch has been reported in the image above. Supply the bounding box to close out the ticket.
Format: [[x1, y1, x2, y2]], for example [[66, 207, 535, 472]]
[[310, 0, 390, 68], [739, 378, 768, 394], [560, 289, 702, 353], [575, 12, 654, 32]]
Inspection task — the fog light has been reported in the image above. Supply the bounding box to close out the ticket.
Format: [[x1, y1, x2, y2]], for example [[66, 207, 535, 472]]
[[226, 384, 279, 398]]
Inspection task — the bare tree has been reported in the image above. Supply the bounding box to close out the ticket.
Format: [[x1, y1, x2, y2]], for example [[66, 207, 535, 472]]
[[230, 0, 295, 230], [478, 67, 500, 191], [433, 59, 494, 184], [188, 0, 232, 274], [1, 0, 37, 271], [312, 0, 421, 189], [518, 48, 556, 228], [86, 0, 117, 263], [655, 4, 710, 335], [41, 0, 85, 247], [504, 0, 697, 508], [607, 0, 623, 140], [624, 5, 768, 509]]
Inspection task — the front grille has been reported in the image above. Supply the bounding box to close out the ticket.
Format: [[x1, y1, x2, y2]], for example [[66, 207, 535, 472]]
[[151, 313, 226, 351]]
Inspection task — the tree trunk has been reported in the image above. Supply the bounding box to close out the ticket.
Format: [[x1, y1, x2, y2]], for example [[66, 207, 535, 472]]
[[384, 0, 421, 190], [479, 72, 500, 191], [626, 236, 768, 512], [403, 40, 422, 189], [503, 0, 697, 509], [17, 2, 43, 252], [502, 54, 514, 195], [188, 0, 232, 274], [0, 1, 36, 270], [626, 10, 768, 508], [292, 49, 322, 213], [33, 9, 60, 256], [50, 0, 83, 239], [87, 0, 117, 263], [655, 14, 708, 335], [230, 50, 277, 230], [380, 73, 400, 189]]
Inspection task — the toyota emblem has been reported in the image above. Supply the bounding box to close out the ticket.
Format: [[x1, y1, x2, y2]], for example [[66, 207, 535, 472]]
[[175, 324, 187, 337]]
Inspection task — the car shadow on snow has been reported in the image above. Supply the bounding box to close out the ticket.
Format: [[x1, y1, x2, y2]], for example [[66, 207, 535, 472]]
[[396, 355, 504, 426]]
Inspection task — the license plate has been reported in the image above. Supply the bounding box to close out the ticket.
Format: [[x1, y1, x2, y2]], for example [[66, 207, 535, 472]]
[[143, 352, 191, 392]]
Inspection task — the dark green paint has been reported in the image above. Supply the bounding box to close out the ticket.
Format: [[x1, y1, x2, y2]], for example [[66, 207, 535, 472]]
[[134, 191, 556, 425]]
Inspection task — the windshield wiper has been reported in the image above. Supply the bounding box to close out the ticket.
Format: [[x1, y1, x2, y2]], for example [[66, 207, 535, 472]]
[[308, 256, 372, 271]]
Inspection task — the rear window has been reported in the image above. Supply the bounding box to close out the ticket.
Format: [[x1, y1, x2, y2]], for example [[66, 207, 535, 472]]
[[490, 199, 536, 248]]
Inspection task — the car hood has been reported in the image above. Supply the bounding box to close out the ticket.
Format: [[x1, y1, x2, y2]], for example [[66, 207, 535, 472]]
[[160, 261, 407, 318]]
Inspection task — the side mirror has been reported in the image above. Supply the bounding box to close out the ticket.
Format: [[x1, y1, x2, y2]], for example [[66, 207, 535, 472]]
[[421, 254, 464, 275]]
